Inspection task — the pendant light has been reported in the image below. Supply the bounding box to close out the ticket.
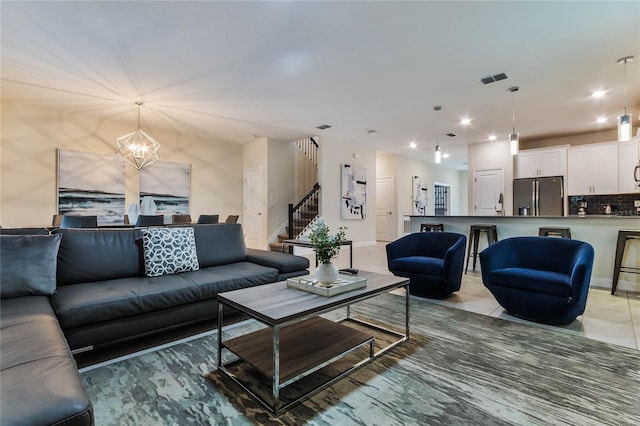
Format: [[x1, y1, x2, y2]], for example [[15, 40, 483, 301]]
[[115, 101, 161, 169], [508, 86, 520, 155], [617, 56, 634, 141], [434, 106, 442, 164]]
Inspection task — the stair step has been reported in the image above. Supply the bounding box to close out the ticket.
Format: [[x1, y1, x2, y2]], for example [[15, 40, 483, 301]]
[[277, 234, 290, 241], [269, 242, 284, 252]]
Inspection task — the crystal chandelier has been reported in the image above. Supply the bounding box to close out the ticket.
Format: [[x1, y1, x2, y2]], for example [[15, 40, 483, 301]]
[[617, 56, 634, 141], [115, 101, 160, 169]]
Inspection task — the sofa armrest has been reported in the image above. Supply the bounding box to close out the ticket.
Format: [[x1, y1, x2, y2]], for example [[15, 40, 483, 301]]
[[246, 248, 309, 274]]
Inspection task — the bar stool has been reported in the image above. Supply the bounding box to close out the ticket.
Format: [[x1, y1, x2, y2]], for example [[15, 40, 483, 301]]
[[420, 223, 444, 232], [465, 224, 498, 273], [611, 229, 640, 295], [539, 227, 572, 239]]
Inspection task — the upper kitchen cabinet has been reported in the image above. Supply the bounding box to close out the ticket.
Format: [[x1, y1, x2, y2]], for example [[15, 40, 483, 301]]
[[568, 142, 619, 195], [515, 146, 567, 179], [618, 137, 640, 193]]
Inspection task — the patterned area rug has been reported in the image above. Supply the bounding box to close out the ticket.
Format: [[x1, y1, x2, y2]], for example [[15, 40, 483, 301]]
[[80, 294, 640, 425]]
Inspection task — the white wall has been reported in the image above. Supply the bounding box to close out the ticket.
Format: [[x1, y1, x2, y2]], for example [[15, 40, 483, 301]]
[[376, 152, 467, 237], [267, 139, 296, 240], [318, 137, 377, 246], [1, 101, 243, 228]]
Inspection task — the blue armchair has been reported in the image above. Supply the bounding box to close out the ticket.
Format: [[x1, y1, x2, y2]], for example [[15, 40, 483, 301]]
[[479, 236, 594, 325], [386, 232, 466, 298]]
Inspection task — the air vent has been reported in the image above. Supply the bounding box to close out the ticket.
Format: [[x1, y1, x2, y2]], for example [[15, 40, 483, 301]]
[[446, 133, 456, 137], [316, 124, 332, 130], [480, 72, 508, 85]]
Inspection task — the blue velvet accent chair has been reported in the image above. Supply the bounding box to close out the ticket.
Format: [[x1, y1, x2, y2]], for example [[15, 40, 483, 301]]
[[386, 232, 467, 298], [479, 236, 594, 325]]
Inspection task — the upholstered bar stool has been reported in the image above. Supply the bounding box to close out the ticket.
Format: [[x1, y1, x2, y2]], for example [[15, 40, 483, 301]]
[[420, 223, 445, 232], [611, 229, 640, 295], [465, 224, 498, 273], [538, 227, 572, 239]]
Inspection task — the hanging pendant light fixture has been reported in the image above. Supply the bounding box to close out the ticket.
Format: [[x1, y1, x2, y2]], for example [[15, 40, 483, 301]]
[[508, 86, 520, 155], [617, 56, 634, 141], [115, 101, 160, 169], [433, 105, 442, 164]]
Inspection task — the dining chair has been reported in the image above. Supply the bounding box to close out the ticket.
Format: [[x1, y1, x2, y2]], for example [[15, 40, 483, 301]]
[[197, 214, 219, 224], [172, 214, 192, 224], [60, 215, 98, 228], [52, 214, 63, 227], [225, 215, 239, 224], [135, 215, 165, 227]]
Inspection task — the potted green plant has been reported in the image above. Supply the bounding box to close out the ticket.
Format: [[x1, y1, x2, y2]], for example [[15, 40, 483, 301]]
[[309, 221, 347, 284]]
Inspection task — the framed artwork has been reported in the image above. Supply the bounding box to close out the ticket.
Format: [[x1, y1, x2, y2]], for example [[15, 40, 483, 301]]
[[57, 149, 126, 224], [412, 175, 428, 215], [140, 161, 190, 222], [341, 163, 367, 219]]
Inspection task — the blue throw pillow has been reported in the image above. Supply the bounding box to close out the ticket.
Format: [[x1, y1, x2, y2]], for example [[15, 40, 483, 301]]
[[0, 234, 62, 298]]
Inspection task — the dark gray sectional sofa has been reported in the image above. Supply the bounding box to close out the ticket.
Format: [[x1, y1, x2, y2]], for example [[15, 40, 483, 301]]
[[0, 223, 309, 426]]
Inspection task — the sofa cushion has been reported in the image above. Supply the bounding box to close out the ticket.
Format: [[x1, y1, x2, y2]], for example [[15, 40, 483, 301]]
[[191, 223, 247, 267], [0, 234, 62, 298], [142, 227, 199, 277], [487, 268, 572, 297], [51, 262, 278, 329], [54, 228, 144, 285], [389, 256, 444, 275], [245, 248, 310, 274], [1, 297, 93, 425]]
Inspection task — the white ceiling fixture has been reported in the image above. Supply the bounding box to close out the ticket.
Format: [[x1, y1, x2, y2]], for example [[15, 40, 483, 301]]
[[617, 55, 634, 141], [508, 86, 520, 156], [115, 101, 160, 170], [433, 106, 442, 164]]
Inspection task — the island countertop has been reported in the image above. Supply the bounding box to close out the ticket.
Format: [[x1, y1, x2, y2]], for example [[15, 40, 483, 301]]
[[406, 215, 640, 293]]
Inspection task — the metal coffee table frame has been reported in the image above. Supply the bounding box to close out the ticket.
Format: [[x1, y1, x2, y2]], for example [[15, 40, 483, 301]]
[[216, 274, 409, 416]]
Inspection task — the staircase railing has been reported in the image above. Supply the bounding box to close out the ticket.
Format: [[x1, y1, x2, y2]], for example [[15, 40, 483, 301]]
[[293, 136, 319, 167], [288, 182, 320, 240]]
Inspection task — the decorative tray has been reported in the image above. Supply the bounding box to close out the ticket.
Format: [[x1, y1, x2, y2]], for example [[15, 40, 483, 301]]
[[286, 274, 367, 297]]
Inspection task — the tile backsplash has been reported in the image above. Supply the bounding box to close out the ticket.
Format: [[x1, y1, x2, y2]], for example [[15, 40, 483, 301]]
[[568, 194, 640, 216]]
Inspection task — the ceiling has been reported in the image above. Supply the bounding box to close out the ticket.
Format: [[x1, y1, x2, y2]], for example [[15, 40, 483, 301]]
[[2, 1, 639, 170]]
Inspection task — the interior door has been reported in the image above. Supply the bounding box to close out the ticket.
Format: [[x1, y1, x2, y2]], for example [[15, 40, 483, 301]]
[[473, 168, 504, 216], [243, 167, 265, 249], [376, 176, 395, 241]]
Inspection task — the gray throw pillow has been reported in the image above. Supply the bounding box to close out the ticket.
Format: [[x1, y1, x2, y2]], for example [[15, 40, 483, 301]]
[[141, 227, 199, 277], [0, 234, 62, 298]]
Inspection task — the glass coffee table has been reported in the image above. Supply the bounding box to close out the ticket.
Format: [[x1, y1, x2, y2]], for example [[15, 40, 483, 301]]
[[216, 270, 409, 415]]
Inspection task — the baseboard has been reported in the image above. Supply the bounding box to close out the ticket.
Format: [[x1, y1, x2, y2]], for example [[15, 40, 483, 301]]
[[589, 276, 640, 293]]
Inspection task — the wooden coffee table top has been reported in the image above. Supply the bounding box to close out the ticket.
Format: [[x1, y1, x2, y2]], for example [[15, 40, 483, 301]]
[[217, 270, 408, 325]]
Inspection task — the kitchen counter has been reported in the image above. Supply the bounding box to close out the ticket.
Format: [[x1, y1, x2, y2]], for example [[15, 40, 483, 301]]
[[406, 215, 640, 293]]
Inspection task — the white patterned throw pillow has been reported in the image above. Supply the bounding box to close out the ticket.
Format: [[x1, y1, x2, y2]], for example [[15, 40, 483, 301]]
[[141, 227, 199, 277]]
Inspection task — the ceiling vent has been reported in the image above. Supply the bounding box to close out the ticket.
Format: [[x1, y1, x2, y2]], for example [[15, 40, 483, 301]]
[[316, 124, 332, 130], [446, 133, 456, 137], [480, 72, 508, 85]]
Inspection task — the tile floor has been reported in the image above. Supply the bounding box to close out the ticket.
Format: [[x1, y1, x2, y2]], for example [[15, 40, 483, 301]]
[[301, 242, 640, 350]]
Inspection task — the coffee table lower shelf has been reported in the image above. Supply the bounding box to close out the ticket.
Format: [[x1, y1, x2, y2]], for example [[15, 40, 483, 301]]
[[223, 317, 374, 386]]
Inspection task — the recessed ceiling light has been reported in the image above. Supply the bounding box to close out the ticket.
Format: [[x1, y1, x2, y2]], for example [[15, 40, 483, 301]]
[[460, 118, 472, 126], [316, 124, 332, 130], [591, 90, 607, 98], [488, 135, 497, 141], [408, 141, 417, 149], [595, 116, 607, 124]]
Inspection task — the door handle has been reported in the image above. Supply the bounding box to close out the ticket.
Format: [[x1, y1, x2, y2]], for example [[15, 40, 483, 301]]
[[258, 212, 262, 215], [388, 211, 392, 215]]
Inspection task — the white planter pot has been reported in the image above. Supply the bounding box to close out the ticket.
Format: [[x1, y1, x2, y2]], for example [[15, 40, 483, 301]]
[[315, 263, 339, 285]]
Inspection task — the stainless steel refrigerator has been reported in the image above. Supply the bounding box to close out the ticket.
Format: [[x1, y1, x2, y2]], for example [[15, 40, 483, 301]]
[[513, 176, 564, 216]]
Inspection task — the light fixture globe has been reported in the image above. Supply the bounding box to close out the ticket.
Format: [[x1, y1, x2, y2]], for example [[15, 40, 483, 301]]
[[508, 86, 520, 155], [115, 101, 160, 170], [433, 105, 443, 164], [617, 56, 634, 141], [434, 144, 442, 164]]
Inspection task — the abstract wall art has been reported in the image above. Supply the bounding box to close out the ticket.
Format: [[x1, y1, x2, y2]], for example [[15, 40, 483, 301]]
[[412, 175, 428, 215], [57, 149, 126, 224], [341, 163, 367, 220]]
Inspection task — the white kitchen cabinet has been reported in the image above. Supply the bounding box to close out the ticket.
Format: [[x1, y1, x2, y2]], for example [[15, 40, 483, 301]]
[[618, 138, 640, 193], [568, 143, 619, 195], [515, 146, 567, 178]]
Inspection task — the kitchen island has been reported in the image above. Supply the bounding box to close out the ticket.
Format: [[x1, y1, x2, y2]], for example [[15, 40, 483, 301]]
[[407, 215, 640, 293]]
